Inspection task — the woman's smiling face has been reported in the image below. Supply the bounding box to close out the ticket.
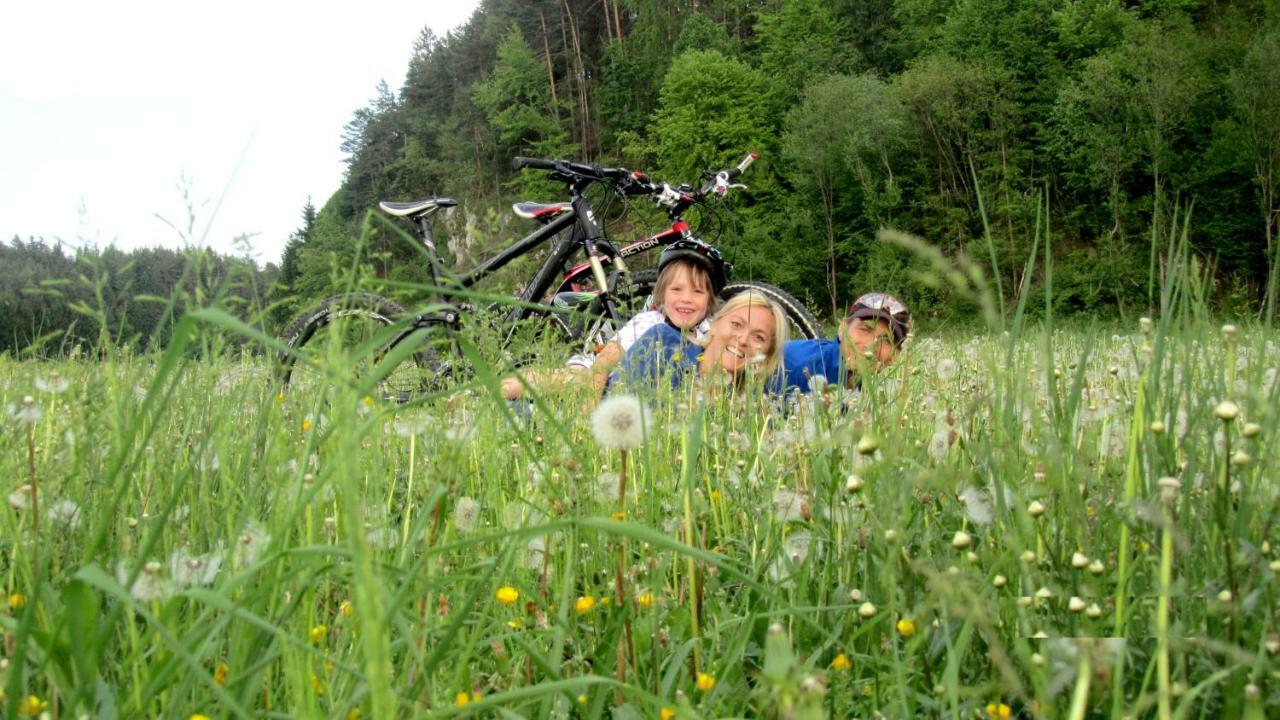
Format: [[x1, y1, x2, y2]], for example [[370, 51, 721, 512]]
[[704, 302, 776, 374]]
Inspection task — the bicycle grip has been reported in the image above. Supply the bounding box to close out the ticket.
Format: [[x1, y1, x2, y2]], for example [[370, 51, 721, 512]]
[[512, 156, 558, 171], [725, 152, 759, 180]]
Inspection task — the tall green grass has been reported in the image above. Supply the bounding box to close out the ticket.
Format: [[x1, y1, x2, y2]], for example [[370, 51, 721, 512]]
[[1, 215, 1277, 719]]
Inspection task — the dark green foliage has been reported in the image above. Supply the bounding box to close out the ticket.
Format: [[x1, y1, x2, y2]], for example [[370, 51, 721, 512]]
[[0, 237, 275, 356], [268, 0, 1280, 327]]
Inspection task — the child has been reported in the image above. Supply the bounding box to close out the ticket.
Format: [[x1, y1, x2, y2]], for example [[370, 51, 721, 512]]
[[500, 238, 725, 400], [779, 291, 911, 393]]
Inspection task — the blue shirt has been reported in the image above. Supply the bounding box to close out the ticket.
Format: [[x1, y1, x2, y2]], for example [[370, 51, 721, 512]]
[[780, 338, 844, 393], [611, 324, 702, 392]]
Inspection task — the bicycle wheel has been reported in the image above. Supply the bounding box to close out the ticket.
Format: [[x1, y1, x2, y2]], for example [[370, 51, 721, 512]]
[[722, 281, 824, 341], [277, 293, 451, 402]]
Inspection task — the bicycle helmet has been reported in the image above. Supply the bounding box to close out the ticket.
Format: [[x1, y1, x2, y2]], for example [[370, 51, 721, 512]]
[[657, 238, 727, 295]]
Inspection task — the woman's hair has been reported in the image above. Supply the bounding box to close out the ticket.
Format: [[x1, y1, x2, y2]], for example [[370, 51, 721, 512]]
[[698, 290, 788, 377], [651, 258, 719, 315]]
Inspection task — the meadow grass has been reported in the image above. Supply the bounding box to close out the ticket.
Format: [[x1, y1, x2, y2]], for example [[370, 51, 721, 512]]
[[2, 232, 1279, 718]]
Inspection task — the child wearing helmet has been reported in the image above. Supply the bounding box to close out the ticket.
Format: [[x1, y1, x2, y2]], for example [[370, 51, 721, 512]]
[[778, 292, 912, 393], [500, 238, 726, 400]]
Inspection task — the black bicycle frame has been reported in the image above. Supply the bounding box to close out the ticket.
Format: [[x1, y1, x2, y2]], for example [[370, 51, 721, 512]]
[[413, 188, 616, 327]]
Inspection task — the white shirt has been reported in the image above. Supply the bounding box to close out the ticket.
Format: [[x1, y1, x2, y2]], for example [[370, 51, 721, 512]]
[[565, 310, 710, 369]]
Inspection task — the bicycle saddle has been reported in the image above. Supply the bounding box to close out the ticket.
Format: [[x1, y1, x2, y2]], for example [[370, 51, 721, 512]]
[[379, 198, 458, 217], [512, 201, 571, 220]]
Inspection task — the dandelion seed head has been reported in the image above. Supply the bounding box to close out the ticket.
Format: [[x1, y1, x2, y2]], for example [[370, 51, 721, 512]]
[[170, 546, 222, 586], [453, 496, 480, 532], [771, 487, 807, 523], [590, 395, 650, 450], [958, 487, 992, 525], [116, 560, 176, 602], [6, 396, 42, 425], [936, 358, 959, 382], [35, 372, 71, 394], [7, 484, 34, 510], [234, 523, 270, 567], [46, 500, 82, 531]]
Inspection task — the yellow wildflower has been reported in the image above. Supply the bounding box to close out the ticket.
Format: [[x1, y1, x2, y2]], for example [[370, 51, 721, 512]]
[[831, 653, 852, 672], [454, 691, 470, 707], [577, 694, 588, 704], [506, 618, 524, 630], [361, 395, 374, 407], [896, 618, 917, 638], [709, 490, 722, 502], [275, 392, 286, 404], [340, 600, 353, 617], [695, 672, 716, 692], [575, 595, 597, 614], [301, 418, 313, 432], [635, 591, 654, 609], [213, 662, 229, 686], [311, 674, 325, 695], [660, 708, 676, 720], [8, 593, 26, 610], [986, 702, 1012, 719], [189, 715, 211, 720], [495, 586, 519, 605], [23, 695, 46, 717], [310, 624, 327, 644], [611, 511, 626, 521]]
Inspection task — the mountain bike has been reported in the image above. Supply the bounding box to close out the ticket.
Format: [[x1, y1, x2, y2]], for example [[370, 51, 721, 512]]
[[276, 155, 820, 400]]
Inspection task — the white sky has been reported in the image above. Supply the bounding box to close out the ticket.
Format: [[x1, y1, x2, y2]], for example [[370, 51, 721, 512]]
[[0, 1, 481, 266]]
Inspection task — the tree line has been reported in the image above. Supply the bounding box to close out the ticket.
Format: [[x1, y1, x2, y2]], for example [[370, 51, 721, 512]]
[[0, 237, 275, 356], [280, 0, 1280, 326]]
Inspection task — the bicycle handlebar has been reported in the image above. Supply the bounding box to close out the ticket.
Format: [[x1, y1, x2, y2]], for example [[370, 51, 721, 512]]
[[512, 156, 631, 184], [512, 152, 758, 211]]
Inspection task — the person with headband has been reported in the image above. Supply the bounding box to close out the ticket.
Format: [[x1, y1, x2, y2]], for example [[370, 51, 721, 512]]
[[778, 292, 911, 393]]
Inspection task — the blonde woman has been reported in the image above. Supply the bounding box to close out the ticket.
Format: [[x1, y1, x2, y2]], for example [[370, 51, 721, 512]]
[[611, 290, 788, 394]]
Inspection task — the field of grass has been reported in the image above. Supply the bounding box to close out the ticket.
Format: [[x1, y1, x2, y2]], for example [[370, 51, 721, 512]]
[[2, 298, 1277, 719]]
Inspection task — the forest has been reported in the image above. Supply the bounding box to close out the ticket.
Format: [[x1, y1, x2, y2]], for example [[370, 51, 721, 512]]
[[279, 0, 1280, 327], [6, 0, 1280, 356]]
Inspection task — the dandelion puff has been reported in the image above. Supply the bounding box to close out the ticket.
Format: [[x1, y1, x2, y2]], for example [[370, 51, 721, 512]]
[[169, 546, 222, 586], [46, 499, 82, 531], [771, 487, 807, 523], [591, 395, 651, 450], [928, 430, 951, 461], [6, 396, 42, 425], [595, 472, 621, 503], [783, 531, 815, 565], [233, 523, 271, 568], [453, 496, 481, 532], [116, 560, 176, 602], [959, 487, 993, 526], [393, 413, 430, 437], [936, 358, 959, 383], [8, 484, 34, 510], [444, 424, 476, 443], [34, 372, 71, 394]]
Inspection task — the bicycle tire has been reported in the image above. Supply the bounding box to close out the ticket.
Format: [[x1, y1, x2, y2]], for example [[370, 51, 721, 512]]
[[617, 271, 823, 341], [277, 293, 449, 401], [721, 281, 823, 341]]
